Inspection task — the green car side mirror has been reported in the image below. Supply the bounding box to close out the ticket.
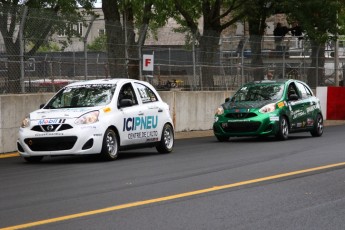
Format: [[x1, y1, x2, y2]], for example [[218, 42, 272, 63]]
[[288, 93, 299, 101]]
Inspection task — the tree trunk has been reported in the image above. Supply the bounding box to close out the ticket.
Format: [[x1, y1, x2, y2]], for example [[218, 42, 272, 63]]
[[7, 56, 22, 94], [307, 41, 325, 87], [102, 1, 126, 78], [199, 30, 221, 90], [248, 14, 266, 81], [249, 35, 264, 81], [127, 30, 139, 80], [126, 10, 139, 80], [4, 38, 21, 93]]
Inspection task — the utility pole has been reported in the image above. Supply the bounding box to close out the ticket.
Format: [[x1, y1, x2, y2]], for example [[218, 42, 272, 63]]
[[19, 6, 28, 93]]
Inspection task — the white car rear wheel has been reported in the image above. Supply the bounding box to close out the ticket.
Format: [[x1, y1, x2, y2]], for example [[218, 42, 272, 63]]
[[156, 124, 174, 153], [100, 128, 119, 161]]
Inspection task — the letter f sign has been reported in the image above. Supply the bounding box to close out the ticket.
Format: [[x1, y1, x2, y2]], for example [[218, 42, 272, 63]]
[[145, 59, 151, 67], [143, 54, 154, 71]]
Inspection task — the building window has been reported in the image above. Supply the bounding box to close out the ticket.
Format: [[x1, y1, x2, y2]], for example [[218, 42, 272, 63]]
[[58, 28, 67, 37], [99, 29, 105, 36], [58, 22, 83, 37], [76, 22, 83, 36]]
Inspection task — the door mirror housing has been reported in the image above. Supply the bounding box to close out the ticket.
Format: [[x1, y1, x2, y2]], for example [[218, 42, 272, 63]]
[[119, 99, 133, 108], [225, 97, 231, 103], [288, 93, 299, 101]]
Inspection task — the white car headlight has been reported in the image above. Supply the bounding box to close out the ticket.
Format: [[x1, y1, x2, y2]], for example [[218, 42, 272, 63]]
[[259, 103, 276, 113], [215, 106, 224, 115], [21, 116, 30, 128], [75, 111, 99, 125]]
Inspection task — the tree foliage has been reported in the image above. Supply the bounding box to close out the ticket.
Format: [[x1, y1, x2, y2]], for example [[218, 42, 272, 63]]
[[172, 0, 248, 88], [240, 0, 345, 84], [284, 0, 341, 86], [0, 0, 96, 93], [101, 0, 171, 79], [285, 0, 339, 43], [242, 0, 282, 80], [87, 34, 107, 51]]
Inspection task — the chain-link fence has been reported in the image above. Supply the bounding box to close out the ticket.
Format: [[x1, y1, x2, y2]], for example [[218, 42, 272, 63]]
[[1, 4, 344, 94]]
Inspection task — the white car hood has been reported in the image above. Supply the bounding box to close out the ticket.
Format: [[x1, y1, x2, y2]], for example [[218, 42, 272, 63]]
[[30, 107, 100, 120]]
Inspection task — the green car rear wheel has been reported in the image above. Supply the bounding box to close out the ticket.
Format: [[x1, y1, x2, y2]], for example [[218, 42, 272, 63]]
[[276, 116, 289, 140], [310, 114, 323, 137]]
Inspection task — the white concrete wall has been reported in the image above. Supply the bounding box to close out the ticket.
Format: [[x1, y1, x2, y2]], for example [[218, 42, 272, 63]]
[[159, 91, 232, 131], [0, 93, 55, 154], [316, 87, 328, 120], [0, 91, 233, 154]]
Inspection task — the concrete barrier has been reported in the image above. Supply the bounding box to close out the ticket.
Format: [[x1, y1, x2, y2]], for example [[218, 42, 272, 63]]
[[0, 93, 54, 154], [0, 91, 233, 154], [3, 87, 345, 154], [159, 91, 233, 131], [316, 87, 345, 120]]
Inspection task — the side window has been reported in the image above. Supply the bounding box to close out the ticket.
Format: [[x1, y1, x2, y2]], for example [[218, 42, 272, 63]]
[[306, 87, 313, 97], [134, 83, 158, 103], [303, 83, 313, 97], [118, 83, 138, 107], [296, 82, 311, 99], [287, 83, 299, 98]]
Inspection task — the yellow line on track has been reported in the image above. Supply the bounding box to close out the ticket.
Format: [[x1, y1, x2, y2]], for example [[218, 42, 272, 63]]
[[2, 161, 345, 230], [0, 153, 19, 158]]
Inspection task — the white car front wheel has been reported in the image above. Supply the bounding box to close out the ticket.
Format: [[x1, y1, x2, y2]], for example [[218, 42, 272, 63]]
[[23, 156, 44, 163]]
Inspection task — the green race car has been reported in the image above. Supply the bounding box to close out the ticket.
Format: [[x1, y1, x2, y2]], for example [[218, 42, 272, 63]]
[[213, 79, 324, 141]]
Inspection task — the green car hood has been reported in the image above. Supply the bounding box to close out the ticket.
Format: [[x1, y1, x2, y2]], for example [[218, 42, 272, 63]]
[[223, 100, 277, 111]]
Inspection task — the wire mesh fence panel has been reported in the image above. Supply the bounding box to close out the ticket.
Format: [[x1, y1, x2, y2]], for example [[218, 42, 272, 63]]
[[1, 3, 344, 94]]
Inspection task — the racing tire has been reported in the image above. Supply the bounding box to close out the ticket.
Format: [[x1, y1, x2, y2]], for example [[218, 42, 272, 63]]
[[23, 156, 44, 163], [100, 128, 119, 161], [156, 124, 174, 154], [276, 116, 289, 140], [215, 135, 229, 142], [310, 114, 324, 137]]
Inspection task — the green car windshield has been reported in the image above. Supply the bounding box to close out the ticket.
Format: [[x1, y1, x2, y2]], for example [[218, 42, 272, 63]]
[[45, 84, 116, 109], [231, 84, 284, 102]]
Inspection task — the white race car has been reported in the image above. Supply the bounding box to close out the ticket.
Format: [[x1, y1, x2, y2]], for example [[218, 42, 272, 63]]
[[17, 79, 174, 162]]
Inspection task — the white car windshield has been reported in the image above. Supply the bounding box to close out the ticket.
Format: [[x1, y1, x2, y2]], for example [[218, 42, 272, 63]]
[[45, 84, 116, 109], [231, 84, 284, 102]]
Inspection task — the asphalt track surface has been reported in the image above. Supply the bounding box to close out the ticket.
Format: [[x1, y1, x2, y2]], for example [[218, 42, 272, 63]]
[[1, 124, 345, 230]]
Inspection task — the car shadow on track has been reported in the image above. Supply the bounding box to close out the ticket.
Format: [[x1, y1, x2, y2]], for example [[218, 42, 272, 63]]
[[210, 134, 314, 143], [18, 150, 162, 164]]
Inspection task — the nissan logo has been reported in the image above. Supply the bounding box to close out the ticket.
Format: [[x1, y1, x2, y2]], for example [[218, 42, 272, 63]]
[[46, 125, 54, 132]]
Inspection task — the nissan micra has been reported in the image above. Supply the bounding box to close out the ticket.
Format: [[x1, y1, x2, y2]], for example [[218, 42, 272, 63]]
[[213, 79, 323, 141], [17, 79, 174, 162]]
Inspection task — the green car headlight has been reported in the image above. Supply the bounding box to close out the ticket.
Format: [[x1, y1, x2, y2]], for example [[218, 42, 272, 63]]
[[215, 106, 224, 115], [259, 103, 276, 113]]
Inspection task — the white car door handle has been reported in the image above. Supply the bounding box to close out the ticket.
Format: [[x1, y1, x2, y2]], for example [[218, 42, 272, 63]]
[[138, 112, 144, 116]]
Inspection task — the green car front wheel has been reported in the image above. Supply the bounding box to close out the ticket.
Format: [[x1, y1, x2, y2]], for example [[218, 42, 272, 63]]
[[216, 135, 229, 142]]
